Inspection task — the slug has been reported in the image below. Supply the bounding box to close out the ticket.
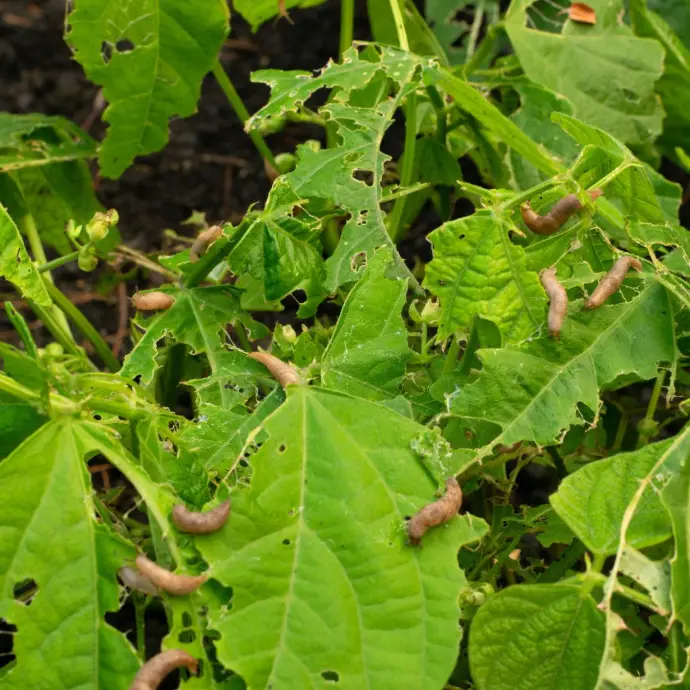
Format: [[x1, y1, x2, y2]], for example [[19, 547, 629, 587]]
[[584, 256, 643, 309], [118, 566, 159, 597], [172, 500, 231, 534], [521, 189, 603, 235], [189, 225, 223, 263], [248, 351, 301, 388], [130, 649, 198, 690], [540, 267, 568, 338], [131, 291, 174, 311], [408, 477, 463, 546], [134, 555, 207, 596]]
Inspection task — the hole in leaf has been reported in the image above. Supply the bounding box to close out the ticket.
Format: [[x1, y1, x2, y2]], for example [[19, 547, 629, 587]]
[[100, 41, 113, 64], [278, 444, 287, 453], [321, 670, 340, 683], [0, 620, 17, 666], [115, 38, 135, 53], [352, 169, 374, 187], [282, 538, 291, 546], [350, 251, 367, 272], [182, 612, 193, 627], [178, 629, 196, 643], [239, 459, 248, 468], [13, 579, 38, 606]]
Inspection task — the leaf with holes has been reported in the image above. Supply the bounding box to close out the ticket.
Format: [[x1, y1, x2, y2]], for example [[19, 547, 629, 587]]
[[449, 282, 676, 457], [321, 247, 410, 401], [197, 386, 488, 690], [0, 419, 140, 689], [66, 0, 229, 178], [121, 285, 266, 386], [425, 210, 546, 343]]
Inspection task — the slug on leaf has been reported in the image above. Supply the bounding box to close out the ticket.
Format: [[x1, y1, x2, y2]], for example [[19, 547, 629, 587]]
[[134, 555, 207, 596], [189, 225, 223, 263], [131, 291, 174, 311], [408, 478, 463, 546], [521, 189, 602, 235], [130, 649, 198, 690], [248, 351, 301, 388], [172, 500, 231, 534], [584, 256, 643, 309], [540, 267, 568, 338], [118, 566, 159, 597]]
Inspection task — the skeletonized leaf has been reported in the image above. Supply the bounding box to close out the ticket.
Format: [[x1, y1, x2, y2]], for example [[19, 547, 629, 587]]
[[0, 203, 51, 306], [0, 420, 140, 689], [197, 386, 488, 690], [449, 282, 676, 454], [321, 247, 410, 401], [469, 584, 605, 690], [66, 0, 229, 178], [425, 210, 546, 342]]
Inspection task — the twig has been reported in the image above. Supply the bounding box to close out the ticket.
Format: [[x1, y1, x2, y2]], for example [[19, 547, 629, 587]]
[[112, 282, 129, 359]]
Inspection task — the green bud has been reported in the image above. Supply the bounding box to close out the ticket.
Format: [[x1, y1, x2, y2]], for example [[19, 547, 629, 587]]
[[280, 324, 297, 344], [408, 300, 423, 324], [78, 246, 98, 272], [87, 219, 109, 241], [420, 298, 440, 324], [304, 139, 321, 152], [67, 219, 83, 241], [45, 342, 64, 357], [275, 152, 297, 175]]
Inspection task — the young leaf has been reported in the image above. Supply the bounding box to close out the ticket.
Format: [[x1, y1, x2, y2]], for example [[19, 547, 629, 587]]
[[197, 386, 488, 690], [469, 584, 605, 690], [449, 282, 676, 455], [505, 3, 664, 146], [121, 285, 264, 386], [321, 247, 410, 401], [0, 203, 51, 306], [233, 0, 327, 31], [425, 210, 546, 342], [550, 437, 684, 555], [0, 419, 140, 689], [66, 0, 229, 178]]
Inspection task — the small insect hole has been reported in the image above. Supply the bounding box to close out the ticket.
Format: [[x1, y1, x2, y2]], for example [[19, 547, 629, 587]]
[[350, 251, 367, 272], [239, 459, 249, 468], [182, 612, 193, 627], [115, 38, 135, 53], [178, 629, 196, 643], [13, 579, 38, 606], [321, 670, 340, 683], [352, 169, 374, 186], [282, 538, 291, 546], [278, 444, 287, 453], [100, 41, 113, 63], [0, 620, 17, 665]]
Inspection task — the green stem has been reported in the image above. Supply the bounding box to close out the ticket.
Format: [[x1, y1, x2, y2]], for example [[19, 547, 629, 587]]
[[211, 60, 277, 169], [546, 446, 567, 478], [234, 322, 252, 352], [388, 92, 418, 243], [339, 0, 355, 57], [442, 336, 461, 376], [42, 277, 120, 372], [538, 541, 585, 583], [466, 2, 485, 60], [501, 177, 560, 212], [643, 369, 666, 429], [184, 223, 250, 288], [133, 594, 147, 660], [591, 552, 606, 573], [426, 86, 447, 144], [28, 299, 97, 369], [611, 409, 628, 453], [0, 372, 42, 403], [37, 251, 80, 273], [18, 209, 72, 335], [389, 0, 409, 50]]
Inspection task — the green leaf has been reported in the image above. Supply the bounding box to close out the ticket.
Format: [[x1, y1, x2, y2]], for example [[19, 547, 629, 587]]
[[0, 113, 97, 172], [648, 0, 690, 49], [121, 285, 262, 386], [659, 425, 690, 631], [250, 46, 427, 291], [66, 0, 229, 178], [0, 396, 46, 459], [321, 247, 410, 401], [619, 547, 671, 615], [197, 386, 488, 689], [630, 0, 690, 151], [425, 210, 546, 342], [0, 419, 139, 689], [550, 437, 684, 555], [505, 2, 665, 146], [426, 0, 473, 65], [228, 179, 327, 317], [0, 203, 51, 306], [449, 282, 676, 455], [469, 584, 606, 690], [234, 0, 327, 31]]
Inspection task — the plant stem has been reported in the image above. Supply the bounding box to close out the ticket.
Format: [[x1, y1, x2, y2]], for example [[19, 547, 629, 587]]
[[388, 92, 417, 243], [38, 251, 80, 273], [28, 298, 97, 369], [184, 224, 250, 288], [42, 277, 120, 372], [211, 60, 277, 169], [234, 322, 252, 352], [18, 209, 72, 335], [442, 336, 460, 376], [0, 372, 42, 403], [546, 446, 567, 478], [466, 2, 485, 60], [389, 0, 409, 50], [339, 0, 355, 57], [643, 369, 666, 428], [133, 594, 147, 660]]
